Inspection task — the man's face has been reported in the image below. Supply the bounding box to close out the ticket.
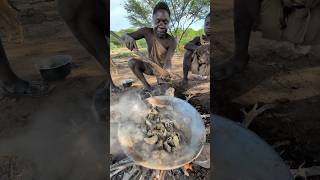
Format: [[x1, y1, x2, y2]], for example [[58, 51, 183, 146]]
[[204, 16, 211, 37], [153, 10, 170, 38]]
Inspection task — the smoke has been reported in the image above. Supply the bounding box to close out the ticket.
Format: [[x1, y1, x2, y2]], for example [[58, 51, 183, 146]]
[[110, 91, 148, 155], [0, 90, 106, 180]]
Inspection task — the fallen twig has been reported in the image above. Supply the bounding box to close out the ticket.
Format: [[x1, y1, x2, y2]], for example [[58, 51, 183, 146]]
[[184, 82, 209, 102], [110, 57, 119, 75], [201, 114, 210, 119], [110, 158, 135, 178], [110, 158, 133, 169], [138, 168, 148, 180], [110, 163, 134, 178], [185, 93, 196, 102], [272, 140, 291, 149], [122, 165, 140, 180], [291, 166, 320, 178], [182, 167, 190, 177], [242, 103, 275, 127]]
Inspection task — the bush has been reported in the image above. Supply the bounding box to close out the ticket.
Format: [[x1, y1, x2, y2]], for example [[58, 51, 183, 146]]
[[177, 28, 204, 51]]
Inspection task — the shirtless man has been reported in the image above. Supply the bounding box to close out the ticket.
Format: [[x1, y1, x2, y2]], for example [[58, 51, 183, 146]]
[[214, 0, 320, 80], [0, 0, 120, 96], [182, 13, 211, 85], [122, 2, 177, 92]]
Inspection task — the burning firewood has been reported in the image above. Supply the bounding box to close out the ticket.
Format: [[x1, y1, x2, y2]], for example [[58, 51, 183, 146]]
[[184, 163, 193, 172], [291, 165, 320, 179]]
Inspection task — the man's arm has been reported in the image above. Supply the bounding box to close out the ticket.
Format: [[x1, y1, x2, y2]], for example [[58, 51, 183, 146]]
[[127, 27, 149, 40], [122, 27, 149, 51], [184, 37, 200, 51], [163, 37, 177, 71]]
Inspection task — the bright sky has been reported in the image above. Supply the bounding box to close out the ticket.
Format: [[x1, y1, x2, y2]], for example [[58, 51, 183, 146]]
[[110, 0, 205, 31]]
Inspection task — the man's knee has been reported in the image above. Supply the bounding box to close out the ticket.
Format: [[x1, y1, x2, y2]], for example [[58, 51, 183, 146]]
[[128, 58, 137, 69], [183, 50, 193, 66]]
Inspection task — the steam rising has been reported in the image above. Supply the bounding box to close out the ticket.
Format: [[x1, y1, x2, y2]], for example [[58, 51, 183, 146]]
[[110, 92, 206, 170], [110, 92, 148, 155]]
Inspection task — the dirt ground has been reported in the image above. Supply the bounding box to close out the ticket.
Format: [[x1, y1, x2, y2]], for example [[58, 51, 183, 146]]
[[213, 0, 320, 178], [0, 1, 108, 179]]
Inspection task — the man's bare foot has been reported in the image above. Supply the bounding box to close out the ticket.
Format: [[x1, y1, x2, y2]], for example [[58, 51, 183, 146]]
[[213, 54, 249, 80], [1, 79, 54, 97]]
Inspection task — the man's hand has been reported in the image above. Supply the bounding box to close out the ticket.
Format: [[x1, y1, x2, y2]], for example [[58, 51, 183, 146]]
[[159, 69, 177, 81], [122, 34, 137, 51], [168, 70, 177, 80]]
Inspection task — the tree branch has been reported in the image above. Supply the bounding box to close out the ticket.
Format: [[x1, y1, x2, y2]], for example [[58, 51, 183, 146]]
[[123, 0, 210, 42]]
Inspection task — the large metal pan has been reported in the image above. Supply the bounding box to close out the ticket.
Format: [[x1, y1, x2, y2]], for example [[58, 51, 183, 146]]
[[117, 96, 206, 170], [213, 115, 293, 180]]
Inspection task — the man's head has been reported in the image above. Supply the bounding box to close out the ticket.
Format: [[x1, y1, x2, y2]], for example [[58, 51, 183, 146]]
[[204, 13, 211, 37], [152, 2, 170, 38]]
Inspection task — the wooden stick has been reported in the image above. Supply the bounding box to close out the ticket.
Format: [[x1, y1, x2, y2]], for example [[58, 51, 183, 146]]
[[110, 31, 171, 79]]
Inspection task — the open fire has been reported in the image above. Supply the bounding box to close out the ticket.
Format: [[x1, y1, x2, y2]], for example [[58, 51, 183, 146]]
[[110, 158, 199, 180]]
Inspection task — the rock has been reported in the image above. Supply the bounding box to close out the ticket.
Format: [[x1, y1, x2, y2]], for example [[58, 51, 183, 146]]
[[144, 135, 158, 145], [163, 141, 171, 152], [172, 135, 180, 148], [145, 119, 152, 128], [156, 139, 163, 149]]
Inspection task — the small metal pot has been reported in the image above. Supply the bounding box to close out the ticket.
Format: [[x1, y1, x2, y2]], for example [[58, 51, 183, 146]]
[[122, 79, 134, 88], [39, 55, 72, 81]]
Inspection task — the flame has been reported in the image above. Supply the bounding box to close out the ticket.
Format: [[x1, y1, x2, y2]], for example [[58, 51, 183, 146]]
[[153, 170, 165, 180], [184, 163, 193, 172]]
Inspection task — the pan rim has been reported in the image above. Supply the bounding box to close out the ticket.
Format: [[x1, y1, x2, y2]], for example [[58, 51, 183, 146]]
[[38, 55, 72, 70]]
